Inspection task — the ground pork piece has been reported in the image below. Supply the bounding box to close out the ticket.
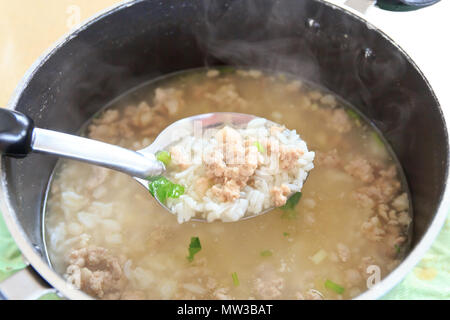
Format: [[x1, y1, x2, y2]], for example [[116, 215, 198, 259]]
[[397, 211, 411, 227], [116, 118, 135, 140], [170, 145, 191, 170], [377, 203, 392, 222], [205, 84, 247, 109], [203, 126, 259, 201], [381, 226, 407, 258], [379, 165, 397, 179], [270, 184, 291, 207], [315, 149, 341, 168], [215, 126, 242, 146], [337, 243, 351, 262], [353, 191, 375, 209], [93, 109, 120, 125], [279, 145, 304, 170], [391, 193, 409, 212], [88, 123, 119, 143], [253, 264, 285, 299], [86, 167, 110, 191], [357, 177, 401, 204], [194, 177, 210, 197], [361, 216, 385, 241], [154, 87, 184, 115], [211, 180, 241, 202], [253, 277, 284, 300], [344, 158, 374, 183], [270, 125, 286, 136], [65, 247, 125, 299], [204, 152, 227, 179], [326, 108, 352, 133], [129, 102, 152, 128]]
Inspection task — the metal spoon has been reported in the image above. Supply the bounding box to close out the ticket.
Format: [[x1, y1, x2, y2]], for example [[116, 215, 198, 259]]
[[0, 109, 287, 220]]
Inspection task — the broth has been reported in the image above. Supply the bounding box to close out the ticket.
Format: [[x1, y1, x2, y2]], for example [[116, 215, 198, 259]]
[[44, 68, 412, 300]]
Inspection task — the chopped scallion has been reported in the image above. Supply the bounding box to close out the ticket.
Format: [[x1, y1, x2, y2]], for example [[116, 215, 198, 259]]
[[186, 237, 202, 262], [260, 250, 273, 257], [281, 192, 302, 211], [254, 141, 265, 153], [147, 176, 184, 204], [325, 279, 345, 294], [156, 150, 171, 166], [231, 272, 239, 286]]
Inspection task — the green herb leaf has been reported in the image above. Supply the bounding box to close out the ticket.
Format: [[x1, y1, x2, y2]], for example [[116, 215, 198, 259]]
[[260, 250, 273, 257], [394, 244, 401, 254], [148, 176, 184, 204], [253, 141, 265, 153], [325, 279, 345, 294], [281, 192, 302, 211], [283, 232, 290, 237], [231, 272, 240, 286], [186, 237, 202, 262], [156, 150, 171, 166]]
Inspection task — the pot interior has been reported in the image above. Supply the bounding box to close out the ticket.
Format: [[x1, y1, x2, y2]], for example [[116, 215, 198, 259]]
[[2, 0, 447, 293]]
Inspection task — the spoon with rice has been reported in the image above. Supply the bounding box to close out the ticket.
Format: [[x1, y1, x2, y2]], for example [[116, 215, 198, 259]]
[[0, 109, 314, 222]]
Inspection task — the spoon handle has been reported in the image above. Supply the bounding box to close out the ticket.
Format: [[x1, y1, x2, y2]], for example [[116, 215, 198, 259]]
[[0, 108, 164, 179], [32, 128, 164, 179]]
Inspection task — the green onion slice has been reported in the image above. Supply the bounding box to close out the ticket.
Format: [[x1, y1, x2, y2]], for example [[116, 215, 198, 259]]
[[260, 250, 273, 257], [148, 176, 184, 204], [186, 237, 202, 262], [325, 279, 345, 294], [253, 141, 265, 153], [156, 150, 171, 166], [231, 272, 240, 286]]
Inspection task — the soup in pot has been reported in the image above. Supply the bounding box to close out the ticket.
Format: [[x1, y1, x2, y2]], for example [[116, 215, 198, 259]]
[[44, 68, 412, 300]]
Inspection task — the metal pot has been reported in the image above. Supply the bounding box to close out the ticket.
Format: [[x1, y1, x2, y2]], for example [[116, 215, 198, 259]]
[[0, 0, 448, 299]]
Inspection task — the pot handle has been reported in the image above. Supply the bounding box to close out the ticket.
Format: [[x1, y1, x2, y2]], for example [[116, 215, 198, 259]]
[[0, 108, 34, 158], [343, 0, 440, 13], [0, 266, 58, 300]]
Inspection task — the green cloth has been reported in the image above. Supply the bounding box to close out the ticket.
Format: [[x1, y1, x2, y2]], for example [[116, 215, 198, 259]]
[[0, 213, 448, 299], [0, 217, 26, 282], [382, 212, 450, 300]]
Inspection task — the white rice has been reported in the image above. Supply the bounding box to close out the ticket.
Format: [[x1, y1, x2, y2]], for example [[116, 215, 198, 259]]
[[165, 118, 315, 223]]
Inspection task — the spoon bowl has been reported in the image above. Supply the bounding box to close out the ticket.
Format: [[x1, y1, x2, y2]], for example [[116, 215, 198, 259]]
[[135, 112, 284, 221]]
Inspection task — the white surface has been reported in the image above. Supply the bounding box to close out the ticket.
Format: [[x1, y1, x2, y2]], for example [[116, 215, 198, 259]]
[[328, 0, 450, 123]]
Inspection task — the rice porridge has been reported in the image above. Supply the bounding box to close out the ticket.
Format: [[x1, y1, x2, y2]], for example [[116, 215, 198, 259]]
[[44, 68, 412, 300]]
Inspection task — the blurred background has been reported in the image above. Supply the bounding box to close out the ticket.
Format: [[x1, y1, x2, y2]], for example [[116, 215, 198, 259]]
[[0, 0, 122, 107]]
